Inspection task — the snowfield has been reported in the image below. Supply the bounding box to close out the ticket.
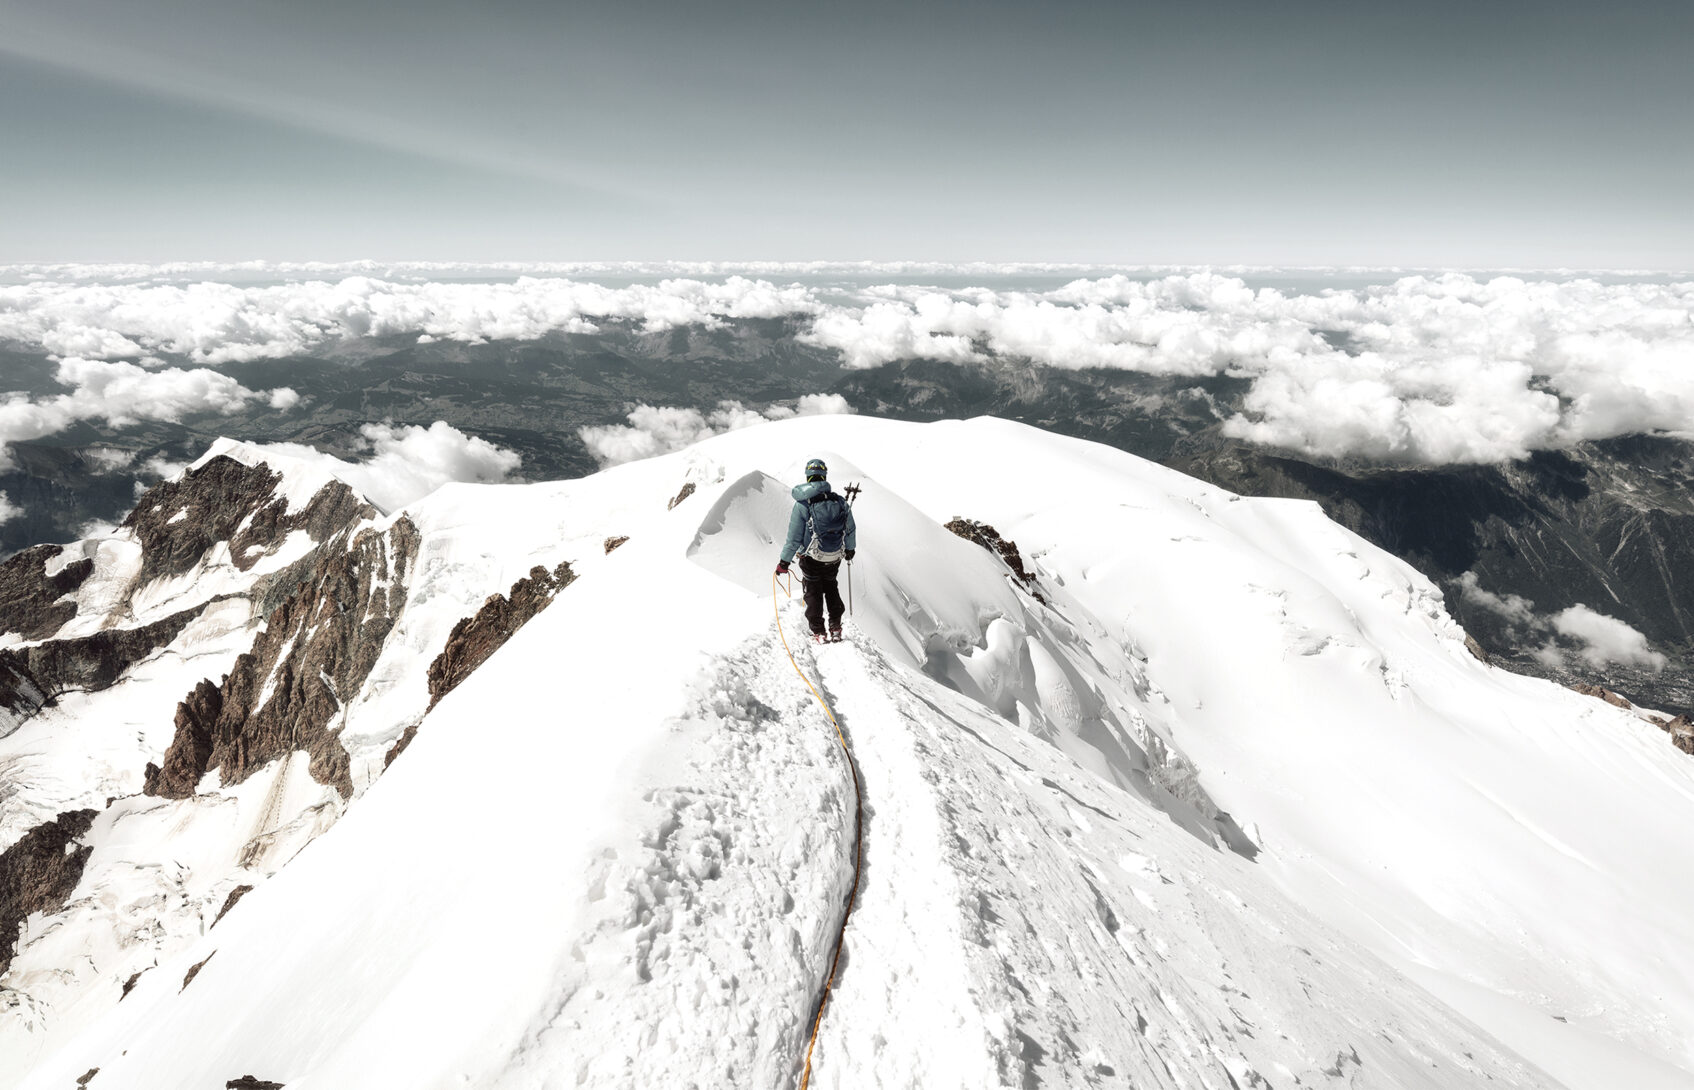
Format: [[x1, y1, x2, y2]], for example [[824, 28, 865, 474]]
[[4, 414, 1693, 1089]]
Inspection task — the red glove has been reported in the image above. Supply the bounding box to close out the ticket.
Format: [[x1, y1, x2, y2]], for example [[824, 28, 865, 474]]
[[776, 560, 791, 575]]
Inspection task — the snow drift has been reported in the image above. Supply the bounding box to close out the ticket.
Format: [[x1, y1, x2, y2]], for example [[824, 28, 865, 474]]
[[3, 415, 1693, 1090]]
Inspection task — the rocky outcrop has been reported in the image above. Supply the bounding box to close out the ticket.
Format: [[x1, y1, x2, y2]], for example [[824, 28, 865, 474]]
[[225, 1077, 285, 1089], [1662, 715, 1694, 756], [181, 952, 214, 991], [944, 517, 1045, 602], [212, 884, 255, 927], [145, 518, 421, 800], [1463, 633, 1491, 665], [424, 561, 577, 713], [144, 680, 223, 799], [123, 455, 373, 586], [2, 607, 202, 736], [0, 544, 95, 642], [603, 535, 630, 554], [1570, 683, 1633, 710], [383, 723, 420, 769], [667, 482, 695, 509], [0, 809, 97, 976]]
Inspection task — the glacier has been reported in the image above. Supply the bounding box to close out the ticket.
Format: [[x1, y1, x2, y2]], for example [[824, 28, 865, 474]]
[[2, 415, 1692, 1089]]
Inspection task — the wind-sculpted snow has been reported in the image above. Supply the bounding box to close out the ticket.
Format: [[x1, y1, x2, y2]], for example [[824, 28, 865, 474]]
[[4, 415, 1694, 1090], [802, 635, 1555, 1089]]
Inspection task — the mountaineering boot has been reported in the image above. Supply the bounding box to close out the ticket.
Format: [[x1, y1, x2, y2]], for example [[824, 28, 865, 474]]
[[812, 631, 828, 644], [828, 626, 843, 643]]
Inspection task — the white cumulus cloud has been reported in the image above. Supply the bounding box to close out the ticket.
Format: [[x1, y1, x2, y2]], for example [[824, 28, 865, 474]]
[[579, 395, 853, 467], [0, 491, 21, 526], [3, 268, 1691, 465], [84, 446, 136, 473], [236, 421, 523, 513], [0, 276, 818, 364], [1455, 571, 1538, 625], [802, 272, 1694, 463], [1456, 571, 1668, 673], [1549, 605, 1668, 672], [0, 358, 298, 470]]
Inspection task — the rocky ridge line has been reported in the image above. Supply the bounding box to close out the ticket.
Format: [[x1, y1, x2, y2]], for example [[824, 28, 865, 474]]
[[0, 809, 98, 976], [121, 454, 373, 588], [944, 517, 1045, 602], [146, 517, 421, 800], [0, 544, 95, 642], [425, 561, 578, 712], [1, 608, 203, 738]]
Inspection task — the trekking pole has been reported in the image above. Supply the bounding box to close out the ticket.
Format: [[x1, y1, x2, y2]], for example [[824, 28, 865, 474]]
[[842, 482, 861, 617]]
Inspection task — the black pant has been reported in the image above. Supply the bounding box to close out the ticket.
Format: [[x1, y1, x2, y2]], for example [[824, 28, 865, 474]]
[[798, 556, 844, 634]]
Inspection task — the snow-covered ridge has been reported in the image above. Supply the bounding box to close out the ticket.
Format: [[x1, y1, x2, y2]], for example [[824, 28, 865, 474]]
[[3, 415, 1693, 1090]]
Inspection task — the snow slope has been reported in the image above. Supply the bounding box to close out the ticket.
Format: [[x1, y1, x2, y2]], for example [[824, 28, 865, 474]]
[[6, 415, 1694, 1089]]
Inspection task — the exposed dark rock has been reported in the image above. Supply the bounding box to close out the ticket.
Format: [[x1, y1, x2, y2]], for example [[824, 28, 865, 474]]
[[0, 808, 98, 976], [212, 884, 255, 927], [1463, 633, 1491, 665], [1663, 715, 1694, 756], [147, 518, 420, 799], [181, 952, 214, 991], [122, 455, 373, 588], [425, 561, 577, 712], [144, 679, 224, 799], [944, 518, 1045, 602], [2, 606, 204, 736], [667, 482, 695, 509], [0, 544, 95, 642], [121, 969, 146, 999], [1570, 683, 1633, 710], [77, 1069, 99, 1087], [603, 535, 630, 554], [383, 723, 420, 769], [225, 1077, 285, 1089]]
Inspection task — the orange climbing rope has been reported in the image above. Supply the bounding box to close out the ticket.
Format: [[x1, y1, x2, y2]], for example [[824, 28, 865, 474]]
[[773, 571, 864, 1090]]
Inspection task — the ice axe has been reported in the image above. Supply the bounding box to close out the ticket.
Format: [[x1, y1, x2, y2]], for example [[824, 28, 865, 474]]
[[842, 482, 862, 615]]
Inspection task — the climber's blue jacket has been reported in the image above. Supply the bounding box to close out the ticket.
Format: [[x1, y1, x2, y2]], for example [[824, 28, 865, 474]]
[[780, 480, 857, 563]]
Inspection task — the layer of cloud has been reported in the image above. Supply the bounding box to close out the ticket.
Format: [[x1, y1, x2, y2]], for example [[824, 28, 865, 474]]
[[0, 358, 298, 470], [237, 421, 522, 513], [1457, 571, 1667, 673], [807, 274, 1694, 463], [0, 276, 818, 364], [580, 394, 853, 467], [1549, 605, 1668, 672], [2, 269, 1690, 465], [133, 455, 192, 498], [84, 446, 136, 472], [1455, 571, 1537, 626], [0, 491, 20, 526]]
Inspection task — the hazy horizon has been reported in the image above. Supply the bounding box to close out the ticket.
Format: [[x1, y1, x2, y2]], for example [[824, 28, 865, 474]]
[[3, 0, 1690, 268]]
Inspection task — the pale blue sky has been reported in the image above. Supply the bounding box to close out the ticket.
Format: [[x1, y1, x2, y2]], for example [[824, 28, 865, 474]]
[[2, 0, 1689, 266]]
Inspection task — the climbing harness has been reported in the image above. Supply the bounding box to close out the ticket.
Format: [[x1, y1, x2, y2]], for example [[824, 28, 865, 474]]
[[773, 571, 864, 1090]]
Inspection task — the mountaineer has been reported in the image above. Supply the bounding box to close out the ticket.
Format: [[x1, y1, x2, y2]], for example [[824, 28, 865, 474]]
[[775, 458, 857, 643]]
